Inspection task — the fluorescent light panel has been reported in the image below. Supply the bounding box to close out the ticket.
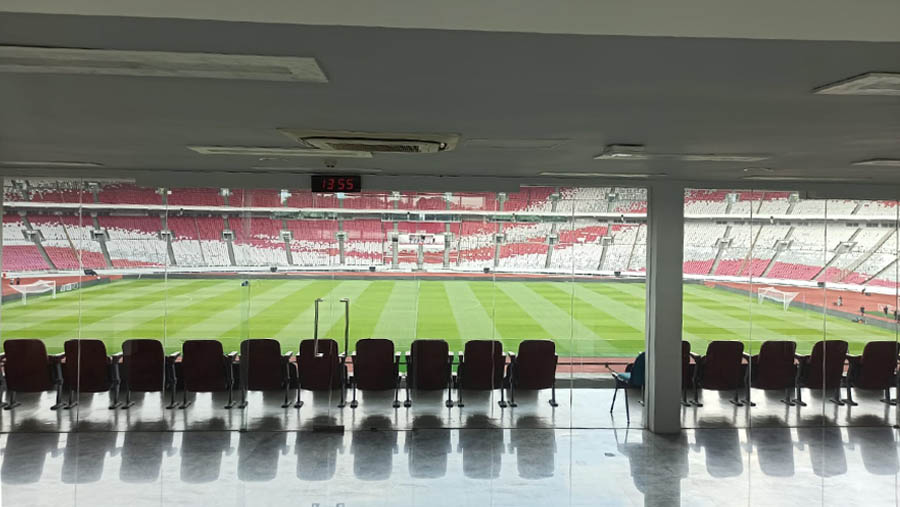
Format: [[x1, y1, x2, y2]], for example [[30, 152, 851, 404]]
[[743, 175, 870, 182], [539, 171, 662, 178], [0, 46, 328, 83], [188, 146, 372, 158], [852, 159, 900, 167], [815, 73, 900, 96], [251, 166, 381, 173], [0, 160, 103, 168], [594, 145, 768, 162]]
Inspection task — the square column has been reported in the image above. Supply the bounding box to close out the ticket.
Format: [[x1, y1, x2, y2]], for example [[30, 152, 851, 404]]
[[645, 183, 684, 433]]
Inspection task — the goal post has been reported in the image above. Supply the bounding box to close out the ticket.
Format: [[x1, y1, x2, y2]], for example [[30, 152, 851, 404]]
[[757, 286, 798, 311], [10, 280, 56, 305]]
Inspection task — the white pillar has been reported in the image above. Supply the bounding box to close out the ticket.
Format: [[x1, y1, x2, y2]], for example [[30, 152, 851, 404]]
[[645, 182, 684, 434]]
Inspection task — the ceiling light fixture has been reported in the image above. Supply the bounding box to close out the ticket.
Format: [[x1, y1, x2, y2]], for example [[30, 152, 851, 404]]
[[593, 144, 650, 160], [0, 160, 104, 168], [593, 145, 768, 162], [0, 46, 328, 83], [539, 171, 664, 179], [188, 146, 372, 158], [678, 154, 769, 162], [814, 72, 900, 96], [742, 175, 870, 182], [251, 166, 382, 173], [742, 167, 775, 173], [852, 159, 900, 167]]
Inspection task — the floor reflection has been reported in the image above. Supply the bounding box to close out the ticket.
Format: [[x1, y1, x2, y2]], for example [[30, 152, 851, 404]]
[[406, 415, 451, 479], [1, 431, 59, 484], [510, 416, 556, 479], [120, 427, 175, 483], [179, 418, 232, 483], [351, 415, 397, 480], [295, 416, 344, 481], [459, 414, 503, 479]]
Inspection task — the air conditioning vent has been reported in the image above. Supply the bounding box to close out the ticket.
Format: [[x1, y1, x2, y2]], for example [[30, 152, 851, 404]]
[[280, 129, 459, 154]]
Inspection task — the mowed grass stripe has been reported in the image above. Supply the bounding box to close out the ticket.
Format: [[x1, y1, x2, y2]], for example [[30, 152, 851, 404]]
[[323, 280, 394, 341], [2, 279, 169, 331], [469, 282, 548, 341], [445, 281, 502, 342], [219, 279, 317, 338], [416, 281, 460, 342], [166, 280, 287, 341], [270, 280, 372, 348], [527, 282, 640, 356], [7, 280, 224, 340], [372, 281, 419, 347]]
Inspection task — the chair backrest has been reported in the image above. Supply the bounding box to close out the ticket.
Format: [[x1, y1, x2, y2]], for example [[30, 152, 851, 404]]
[[3, 339, 54, 392], [182, 340, 228, 392], [63, 339, 111, 393], [628, 352, 646, 387], [460, 340, 505, 390], [855, 341, 899, 389], [408, 339, 450, 390], [513, 340, 557, 390], [751, 341, 797, 390], [122, 339, 165, 392], [699, 341, 744, 390], [354, 339, 396, 390], [298, 339, 342, 391], [806, 340, 848, 389], [681, 341, 692, 388], [240, 339, 284, 391]]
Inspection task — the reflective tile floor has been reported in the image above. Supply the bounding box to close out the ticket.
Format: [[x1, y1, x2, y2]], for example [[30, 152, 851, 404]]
[[3, 426, 900, 506], [3, 387, 900, 506]]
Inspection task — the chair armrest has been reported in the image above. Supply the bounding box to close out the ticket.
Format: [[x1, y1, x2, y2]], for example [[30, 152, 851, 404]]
[[110, 352, 123, 364], [166, 351, 181, 365], [741, 352, 751, 360], [49, 353, 65, 364], [282, 351, 294, 359], [689, 352, 702, 362], [795, 354, 810, 363], [846, 354, 862, 366], [508, 352, 518, 361], [394, 352, 402, 364], [458, 351, 464, 362], [447, 351, 455, 364], [226, 351, 238, 362]]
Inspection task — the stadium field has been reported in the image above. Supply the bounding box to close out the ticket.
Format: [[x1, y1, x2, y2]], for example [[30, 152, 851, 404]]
[[1, 278, 893, 356]]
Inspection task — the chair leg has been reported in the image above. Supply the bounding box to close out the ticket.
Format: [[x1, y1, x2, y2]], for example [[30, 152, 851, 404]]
[[610, 384, 619, 413], [624, 386, 630, 423], [510, 381, 518, 408], [392, 376, 401, 409], [457, 385, 464, 408], [5, 390, 21, 410], [350, 378, 358, 409], [403, 377, 412, 408], [842, 383, 859, 406], [794, 385, 807, 407], [780, 387, 795, 406], [109, 383, 122, 409], [166, 383, 178, 409], [445, 381, 454, 408], [237, 387, 248, 409], [337, 369, 347, 408], [65, 388, 78, 409], [498, 382, 507, 408], [693, 385, 703, 408], [225, 385, 235, 409], [881, 387, 897, 406], [180, 389, 192, 409], [728, 389, 745, 407], [828, 387, 845, 406], [121, 389, 135, 409], [548, 383, 557, 408], [281, 383, 291, 409]]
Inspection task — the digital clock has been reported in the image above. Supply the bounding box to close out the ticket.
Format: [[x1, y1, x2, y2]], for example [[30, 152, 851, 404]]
[[311, 175, 361, 193]]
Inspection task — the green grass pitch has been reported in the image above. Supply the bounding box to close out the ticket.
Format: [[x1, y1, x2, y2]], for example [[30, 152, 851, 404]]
[[1, 278, 894, 356]]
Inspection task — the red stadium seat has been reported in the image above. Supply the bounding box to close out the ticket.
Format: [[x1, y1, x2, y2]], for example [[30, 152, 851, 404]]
[[1, 339, 64, 410], [295, 338, 346, 408], [844, 340, 900, 406], [794, 340, 848, 406], [745, 341, 797, 406], [120, 339, 179, 409], [180, 340, 236, 409], [404, 339, 454, 408], [456, 340, 506, 408], [350, 338, 401, 408], [506, 340, 559, 407], [237, 339, 294, 408], [61, 339, 120, 409], [691, 341, 745, 407]]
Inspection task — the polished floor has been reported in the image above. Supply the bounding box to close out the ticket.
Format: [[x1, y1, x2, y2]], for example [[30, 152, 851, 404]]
[[3, 387, 900, 506]]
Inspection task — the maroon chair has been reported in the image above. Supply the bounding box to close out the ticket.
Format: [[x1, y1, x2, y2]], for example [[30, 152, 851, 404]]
[[350, 339, 401, 408], [844, 341, 900, 406], [404, 339, 454, 408], [2, 339, 63, 410], [682, 341, 695, 406], [457, 340, 506, 407], [745, 341, 797, 406], [120, 339, 179, 409], [506, 340, 559, 407], [180, 340, 236, 409], [61, 339, 120, 409], [295, 339, 346, 409], [238, 339, 294, 408], [691, 341, 745, 407], [795, 340, 848, 406]]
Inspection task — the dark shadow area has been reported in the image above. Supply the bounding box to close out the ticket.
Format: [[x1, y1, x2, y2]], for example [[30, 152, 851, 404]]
[[351, 415, 397, 480], [1, 432, 59, 484], [405, 415, 451, 479], [296, 416, 345, 481], [179, 418, 232, 483], [458, 414, 503, 479]]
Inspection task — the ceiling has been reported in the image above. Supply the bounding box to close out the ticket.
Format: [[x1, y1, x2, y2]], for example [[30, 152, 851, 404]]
[[1, 12, 899, 190]]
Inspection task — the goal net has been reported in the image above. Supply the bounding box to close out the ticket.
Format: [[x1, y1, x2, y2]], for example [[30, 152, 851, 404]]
[[10, 280, 56, 305], [758, 286, 798, 311]]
